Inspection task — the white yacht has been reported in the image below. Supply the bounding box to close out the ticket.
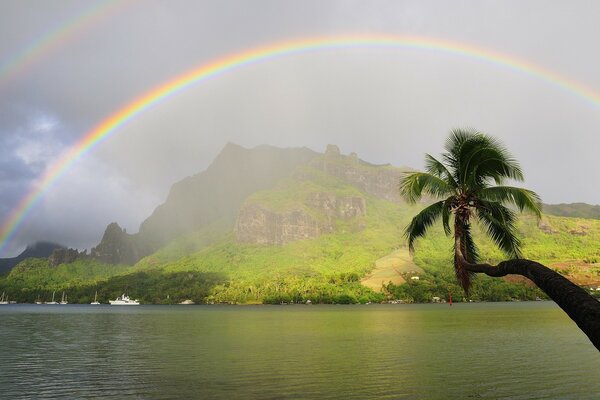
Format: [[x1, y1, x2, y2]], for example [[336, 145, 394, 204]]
[[109, 294, 140, 305], [45, 291, 59, 305], [59, 292, 68, 305], [35, 295, 43, 305], [0, 292, 8, 305], [91, 291, 101, 305]]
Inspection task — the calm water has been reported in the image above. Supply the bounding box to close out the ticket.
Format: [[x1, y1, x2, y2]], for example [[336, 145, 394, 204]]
[[0, 302, 598, 399]]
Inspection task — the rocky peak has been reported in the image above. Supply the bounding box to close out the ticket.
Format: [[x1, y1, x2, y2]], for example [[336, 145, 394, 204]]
[[313, 146, 405, 203], [49, 248, 86, 267], [325, 144, 341, 156], [90, 223, 138, 265]]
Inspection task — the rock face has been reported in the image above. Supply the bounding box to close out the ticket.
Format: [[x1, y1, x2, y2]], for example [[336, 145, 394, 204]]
[[235, 205, 324, 245], [312, 144, 406, 203], [235, 192, 366, 245], [90, 223, 139, 265], [305, 192, 366, 219], [49, 248, 85, 267]]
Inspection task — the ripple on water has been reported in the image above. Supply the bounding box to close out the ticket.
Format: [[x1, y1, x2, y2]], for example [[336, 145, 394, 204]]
[[0, 303, 598, 399]]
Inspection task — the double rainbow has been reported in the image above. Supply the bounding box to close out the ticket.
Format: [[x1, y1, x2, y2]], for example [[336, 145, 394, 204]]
[[0, 0, 132, 90], [2, 34, 599, 255]]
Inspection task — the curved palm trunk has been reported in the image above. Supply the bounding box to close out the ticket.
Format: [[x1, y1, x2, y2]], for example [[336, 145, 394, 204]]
[[456, 251, 600, 351]]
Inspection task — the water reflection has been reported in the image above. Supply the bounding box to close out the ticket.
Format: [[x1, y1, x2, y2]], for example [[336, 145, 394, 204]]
[[0, 303, 598, 399]]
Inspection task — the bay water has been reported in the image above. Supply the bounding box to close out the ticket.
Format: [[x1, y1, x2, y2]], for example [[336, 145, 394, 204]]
[[0, 302, 598, 399]]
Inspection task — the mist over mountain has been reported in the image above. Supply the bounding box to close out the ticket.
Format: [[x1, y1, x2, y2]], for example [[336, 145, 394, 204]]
[[2, 142, 600, 304], [88, 142, 600, 267], [90, 143, 319, 264]]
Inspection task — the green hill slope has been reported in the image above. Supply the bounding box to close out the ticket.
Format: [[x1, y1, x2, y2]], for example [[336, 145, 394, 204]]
[[543, 202, 600, 220]]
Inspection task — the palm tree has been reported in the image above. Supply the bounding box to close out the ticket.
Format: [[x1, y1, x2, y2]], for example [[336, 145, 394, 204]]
[[400, 128, 600, 350], [400, 129, 541, 292]]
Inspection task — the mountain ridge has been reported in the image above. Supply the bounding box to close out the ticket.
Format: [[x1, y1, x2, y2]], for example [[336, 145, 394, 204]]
[[0, 241, 64, 275]]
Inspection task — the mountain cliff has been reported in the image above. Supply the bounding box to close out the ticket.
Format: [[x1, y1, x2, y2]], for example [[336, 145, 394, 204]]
[[92, 143, 319, 264]]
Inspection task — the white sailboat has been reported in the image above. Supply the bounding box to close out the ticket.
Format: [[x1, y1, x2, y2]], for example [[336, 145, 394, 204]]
[[0, 292, 8, 305], [35, 295, 43, 305], [45, 291, 58, 305], [91, 291, 100, 305], [109, 294, 140, 305], [59, 292, 68, 305]]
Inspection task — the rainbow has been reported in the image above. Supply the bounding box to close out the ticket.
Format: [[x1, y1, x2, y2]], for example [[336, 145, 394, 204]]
[[0, 0, 132, 90], [2, 34, 600, 255]]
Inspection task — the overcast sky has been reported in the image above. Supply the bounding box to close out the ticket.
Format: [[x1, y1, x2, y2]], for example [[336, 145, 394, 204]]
[[1, 0, 600, 256]]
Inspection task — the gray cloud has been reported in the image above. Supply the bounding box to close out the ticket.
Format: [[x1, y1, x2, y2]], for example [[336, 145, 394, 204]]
[[1, 0, 600, 256]]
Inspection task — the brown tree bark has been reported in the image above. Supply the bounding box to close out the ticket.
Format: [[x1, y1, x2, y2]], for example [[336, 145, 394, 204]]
[[459, 257, 600, 351]]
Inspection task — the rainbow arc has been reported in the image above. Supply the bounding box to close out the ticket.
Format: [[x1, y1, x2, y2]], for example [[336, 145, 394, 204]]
[[2, 34, 599, 255]]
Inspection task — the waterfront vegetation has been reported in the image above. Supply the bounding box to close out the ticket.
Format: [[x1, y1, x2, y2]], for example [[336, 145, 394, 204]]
[[1, 210, 598, 304]]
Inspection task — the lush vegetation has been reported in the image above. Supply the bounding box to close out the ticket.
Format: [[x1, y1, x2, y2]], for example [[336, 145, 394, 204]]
[[0, 256, 226, 304]]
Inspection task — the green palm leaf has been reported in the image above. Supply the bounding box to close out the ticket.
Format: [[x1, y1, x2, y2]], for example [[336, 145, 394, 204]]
[[441, 197, 452, 236], [424, 154, 458, 188], [479, 186, 542, 217], [459, 136, 524, 186], [476, 200, 522, 258], [405, 200, 446, 252], [399, 172, 454, 203]]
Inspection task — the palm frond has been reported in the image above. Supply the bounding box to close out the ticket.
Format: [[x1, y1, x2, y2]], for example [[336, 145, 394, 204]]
[[424, 154, 458, 188], [405, 201, 446, 252], [399, 172, 454, 203], [441, 197, 453, 236], [444, 128, 475, 185], [460, 137, 524, 186], [476, 200, 522, 258], [470, 149, 523, 185], [479, 186, 542, 217]]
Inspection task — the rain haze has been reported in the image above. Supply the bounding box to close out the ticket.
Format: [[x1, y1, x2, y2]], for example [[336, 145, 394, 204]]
[[1, 0, 600, 257]]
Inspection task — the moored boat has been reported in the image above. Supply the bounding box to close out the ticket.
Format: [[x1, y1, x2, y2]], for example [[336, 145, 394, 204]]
[[91, 291, 101, 305], [0, 292, 8, 305], [109, 294, 140, 305], [179, 299, 195, 305], [59, 292, 68, 305], [45, 291, 58, 305]]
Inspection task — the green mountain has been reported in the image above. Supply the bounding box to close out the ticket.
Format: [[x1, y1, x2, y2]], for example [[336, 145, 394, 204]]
[[0, 241, 64, 274], [2, 144, 600, 304], [543, 202, 600, 220]]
